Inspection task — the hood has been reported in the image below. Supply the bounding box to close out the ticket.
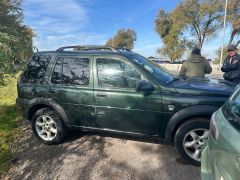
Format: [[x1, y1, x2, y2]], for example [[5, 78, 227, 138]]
[[171, 77, 235, 97], [187, 54, 204, 63]]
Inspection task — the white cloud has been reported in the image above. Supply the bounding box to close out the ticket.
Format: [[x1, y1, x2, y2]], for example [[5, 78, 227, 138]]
[[23, 0, 103, 50]]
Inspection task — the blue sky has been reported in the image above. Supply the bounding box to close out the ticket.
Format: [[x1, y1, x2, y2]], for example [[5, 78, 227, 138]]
[[23, 0, 230, 60]]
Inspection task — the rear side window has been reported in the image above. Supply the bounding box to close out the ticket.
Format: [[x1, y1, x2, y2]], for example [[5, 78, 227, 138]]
[[51, 57, 90, 86], [21, 54, 51, 84]]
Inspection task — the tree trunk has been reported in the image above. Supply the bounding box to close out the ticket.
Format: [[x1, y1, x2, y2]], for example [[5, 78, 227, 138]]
[[228, 30, 237, 45]]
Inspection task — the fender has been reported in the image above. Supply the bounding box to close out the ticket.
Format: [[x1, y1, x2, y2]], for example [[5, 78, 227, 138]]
[[165, 105, 218, 142], [28, 98, 71, 127]]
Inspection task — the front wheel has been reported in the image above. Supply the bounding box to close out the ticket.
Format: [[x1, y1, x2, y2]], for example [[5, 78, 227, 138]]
[[174, 118, 209, 166]]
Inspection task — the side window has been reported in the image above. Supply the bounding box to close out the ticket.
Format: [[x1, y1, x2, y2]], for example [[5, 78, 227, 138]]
[[96, 58, 142, 88], [21, 54, 51, 84], [51, 57, 90, 86]]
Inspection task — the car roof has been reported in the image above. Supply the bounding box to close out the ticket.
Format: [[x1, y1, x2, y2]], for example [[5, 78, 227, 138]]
[[34, 50, 138, 59]]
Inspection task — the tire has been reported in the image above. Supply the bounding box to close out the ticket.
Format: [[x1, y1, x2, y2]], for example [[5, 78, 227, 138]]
[[174, 117, 210, 166], [31, 108, 68, 144]]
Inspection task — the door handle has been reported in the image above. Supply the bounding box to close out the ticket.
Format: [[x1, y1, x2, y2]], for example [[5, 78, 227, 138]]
[[97, 92, 108, 97]]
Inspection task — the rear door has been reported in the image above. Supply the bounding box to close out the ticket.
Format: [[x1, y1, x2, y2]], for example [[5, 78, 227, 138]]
[[49, 55, 95, 127], [93, 55, 163, 135]]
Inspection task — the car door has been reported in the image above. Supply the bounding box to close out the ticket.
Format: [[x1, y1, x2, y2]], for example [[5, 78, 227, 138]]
[[49, 55, 95, 127], [93, 55, 163, 135]]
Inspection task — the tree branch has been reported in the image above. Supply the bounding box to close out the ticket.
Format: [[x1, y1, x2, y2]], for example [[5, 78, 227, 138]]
[[192, 23, 202, 46], [235, 39, 240, 47]]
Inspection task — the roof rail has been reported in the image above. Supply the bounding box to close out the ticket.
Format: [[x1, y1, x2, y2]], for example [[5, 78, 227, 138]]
[[56, 45, 118, 52], [117, 48, 132, 52]]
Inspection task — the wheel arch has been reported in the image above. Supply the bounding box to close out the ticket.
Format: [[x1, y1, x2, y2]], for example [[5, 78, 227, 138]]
[[165, 105, 218, 142], [27, 98, 71, 127]]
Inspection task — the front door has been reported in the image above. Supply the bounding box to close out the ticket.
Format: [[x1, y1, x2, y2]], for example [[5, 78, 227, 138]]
[[93, 56, 163, 135], [49, 55, 95, 127]]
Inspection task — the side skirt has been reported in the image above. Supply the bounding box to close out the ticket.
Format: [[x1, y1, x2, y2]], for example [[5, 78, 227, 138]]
[[70, 125, 170, 144]]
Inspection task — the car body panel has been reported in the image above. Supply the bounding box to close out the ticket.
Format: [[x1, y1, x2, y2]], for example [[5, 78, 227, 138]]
[[17, 50, 235, 143], [92, 55, 163, 135], [47, 54, 95, 126], [201, 109, 240, 180]]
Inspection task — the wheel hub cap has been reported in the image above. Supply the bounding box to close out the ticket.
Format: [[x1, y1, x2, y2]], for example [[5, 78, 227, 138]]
[[183, 128, 209, 161], [35, 115, 58, 141]]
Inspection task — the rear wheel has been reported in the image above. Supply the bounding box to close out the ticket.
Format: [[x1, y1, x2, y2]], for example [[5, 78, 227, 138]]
[[31, 108, 68, 144], [174, 118, 209, 166]]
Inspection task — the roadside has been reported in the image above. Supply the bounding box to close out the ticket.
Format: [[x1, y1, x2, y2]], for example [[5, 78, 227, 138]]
[[0, 74, 22, 177]]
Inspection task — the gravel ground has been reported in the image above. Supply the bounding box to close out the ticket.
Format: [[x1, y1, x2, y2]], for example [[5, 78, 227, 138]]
[[5, 122, 200, 180]]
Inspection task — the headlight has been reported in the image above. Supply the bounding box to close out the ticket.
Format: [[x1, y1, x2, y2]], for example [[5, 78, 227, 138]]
[[210, 112, 219, 141]]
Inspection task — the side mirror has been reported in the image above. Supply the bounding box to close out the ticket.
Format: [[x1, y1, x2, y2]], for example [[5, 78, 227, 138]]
[[136, 80, 155, 92]]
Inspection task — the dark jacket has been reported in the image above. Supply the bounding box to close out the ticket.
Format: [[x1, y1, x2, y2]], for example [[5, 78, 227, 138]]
[[179, 54, 212, 78], [221, 54, 240, 84]]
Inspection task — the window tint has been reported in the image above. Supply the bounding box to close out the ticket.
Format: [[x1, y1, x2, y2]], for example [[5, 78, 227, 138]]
[[96, 58, 142, 88], [51, 57, 90, 86], [21, 54, 51, 84]]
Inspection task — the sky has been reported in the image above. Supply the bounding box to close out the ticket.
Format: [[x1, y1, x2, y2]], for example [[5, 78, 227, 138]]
[[23, 0, 230, 60]]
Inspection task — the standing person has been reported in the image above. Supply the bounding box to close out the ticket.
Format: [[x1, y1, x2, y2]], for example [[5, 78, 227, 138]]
[[221, 44, 240, 84], [179, 47, 212, 78]]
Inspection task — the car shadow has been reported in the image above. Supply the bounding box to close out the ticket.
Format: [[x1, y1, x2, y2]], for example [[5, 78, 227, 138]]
[[6, 123, 199, 180]]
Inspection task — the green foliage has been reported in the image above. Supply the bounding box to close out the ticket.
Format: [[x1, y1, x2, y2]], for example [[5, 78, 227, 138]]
[[155, 0, 225, 61], [172, 0, 223, 48], [155, 9, 191, 62], [106, 29, 137, 49], [227, 0, 240, 46], [0, 0, 34, 85], [0, 74, 21, 177]]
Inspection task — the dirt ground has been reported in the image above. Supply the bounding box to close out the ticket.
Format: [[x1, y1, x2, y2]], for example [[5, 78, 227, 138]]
[[4, 121, 200, 180]]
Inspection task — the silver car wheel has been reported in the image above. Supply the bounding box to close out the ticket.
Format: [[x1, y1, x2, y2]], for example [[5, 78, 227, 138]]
[[183, 128, 209, 162], [35, 115, 57, 141]]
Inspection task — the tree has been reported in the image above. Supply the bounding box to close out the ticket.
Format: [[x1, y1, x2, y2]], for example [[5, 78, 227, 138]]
[[106, 29, 137, 49], [156, 31, 189, 63], [155, 0, 224, 59], [214, 0, 240, 65], [0, 0, 34, 85], [173, 0, 223, 48], [155, 9, 190, 62], [227, 0, 240, 46]]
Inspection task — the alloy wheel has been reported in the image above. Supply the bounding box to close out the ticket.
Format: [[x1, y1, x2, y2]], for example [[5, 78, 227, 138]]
[[35, 115, 58, 141], [183, 128, 209, 161]]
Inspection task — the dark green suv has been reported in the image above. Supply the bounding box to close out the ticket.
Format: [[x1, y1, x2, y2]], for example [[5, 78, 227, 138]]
[[16, 45, 234, 165]]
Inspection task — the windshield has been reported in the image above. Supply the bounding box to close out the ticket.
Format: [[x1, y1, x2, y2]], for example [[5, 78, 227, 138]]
[[128, 53, 177, 84], [224, 86, 240, 133]]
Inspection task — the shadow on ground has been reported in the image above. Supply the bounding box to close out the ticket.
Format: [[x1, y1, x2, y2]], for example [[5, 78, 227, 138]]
[[6, 125, 200, 180]]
